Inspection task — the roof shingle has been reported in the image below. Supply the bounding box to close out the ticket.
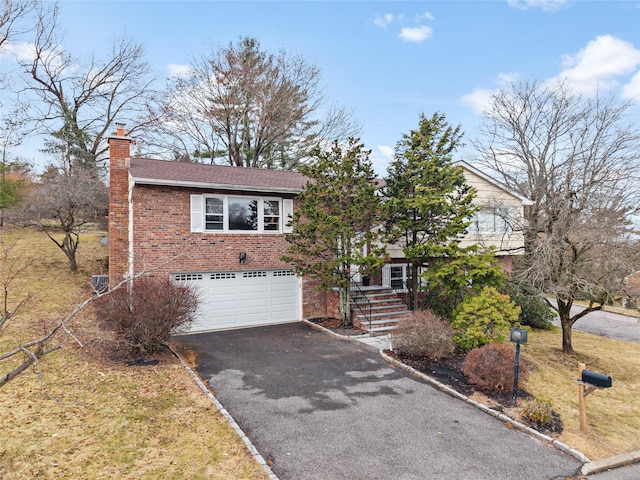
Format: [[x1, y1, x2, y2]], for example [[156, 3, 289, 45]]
[[129, 157, 309, 193]]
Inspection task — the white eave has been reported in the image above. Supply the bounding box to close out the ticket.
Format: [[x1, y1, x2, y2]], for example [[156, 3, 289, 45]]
[[129, 175, 305, 194]]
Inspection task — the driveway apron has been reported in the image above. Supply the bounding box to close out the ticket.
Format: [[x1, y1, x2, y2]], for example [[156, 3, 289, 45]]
[[173, 322, 581, 480]]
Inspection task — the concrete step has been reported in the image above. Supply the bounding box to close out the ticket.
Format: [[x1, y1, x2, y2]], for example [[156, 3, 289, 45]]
[[367, 325, 398, 334], [355, 310, 410, 320]]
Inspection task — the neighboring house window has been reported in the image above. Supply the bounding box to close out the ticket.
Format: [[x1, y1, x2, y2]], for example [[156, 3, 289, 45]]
[[472, 208, 515, 234], [191, 194, 293, 233]]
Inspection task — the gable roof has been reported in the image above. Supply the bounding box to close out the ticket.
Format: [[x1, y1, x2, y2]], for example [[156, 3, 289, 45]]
[[128, 157, 309, 194], [456, 160, 533, 206]]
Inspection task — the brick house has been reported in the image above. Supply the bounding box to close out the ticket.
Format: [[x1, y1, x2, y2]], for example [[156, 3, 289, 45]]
[[109, 127, 531, 333], [108, 126, 327, 333]]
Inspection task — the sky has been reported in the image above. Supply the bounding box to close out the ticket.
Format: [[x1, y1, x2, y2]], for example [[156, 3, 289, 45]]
[[4, 0, 640, 174]]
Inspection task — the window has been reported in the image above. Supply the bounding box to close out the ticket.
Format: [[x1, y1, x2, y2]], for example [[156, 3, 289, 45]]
[[191, 195, 292, 233], [205, 197, 223, 230], [472, 208, 514, 234], [228, 198, 258, 231], [263, 200, 280, 231]]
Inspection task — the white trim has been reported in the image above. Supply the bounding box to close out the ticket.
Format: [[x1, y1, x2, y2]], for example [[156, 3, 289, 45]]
[[128, 173, 135, 282], [131, 176, 303, 194]]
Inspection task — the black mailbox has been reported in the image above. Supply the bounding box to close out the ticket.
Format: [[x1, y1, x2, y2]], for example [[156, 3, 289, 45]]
[[582, 370, 612, 388]]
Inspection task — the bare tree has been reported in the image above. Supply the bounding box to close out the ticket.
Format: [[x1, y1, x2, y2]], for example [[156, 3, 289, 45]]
[[20, 2, 156, 170], [0, 0, 35, 50], [147, 37, 359, 169], [18, 167, 107, 271], [473, 80, 640, 353]]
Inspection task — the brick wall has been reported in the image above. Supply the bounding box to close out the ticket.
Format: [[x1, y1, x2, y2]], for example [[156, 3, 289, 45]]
[[108, 135, 328, 319], [130, 184, 294, 272]]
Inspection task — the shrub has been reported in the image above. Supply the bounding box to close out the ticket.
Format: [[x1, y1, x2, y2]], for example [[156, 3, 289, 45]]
[[391, 309, 454, 360], [451, 286, 521, 352], [502, 282, 554, 330], [520, 397, 554, 427], [95, 276, 199, 357], [462, 342, 528, 393]]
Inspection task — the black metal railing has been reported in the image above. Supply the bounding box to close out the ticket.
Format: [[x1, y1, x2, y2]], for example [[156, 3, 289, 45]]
[[350, 282, 373, 332]]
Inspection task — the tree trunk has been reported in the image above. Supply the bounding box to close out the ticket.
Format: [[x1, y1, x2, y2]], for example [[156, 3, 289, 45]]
[[557, 298, 575, 354], [410, 263, 418, 311], [339, 283, 352, 328]]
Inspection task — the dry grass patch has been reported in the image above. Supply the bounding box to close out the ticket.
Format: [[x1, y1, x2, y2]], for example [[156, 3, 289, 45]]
[[0, 227, 268, 479], [521, 327, 640, 460]]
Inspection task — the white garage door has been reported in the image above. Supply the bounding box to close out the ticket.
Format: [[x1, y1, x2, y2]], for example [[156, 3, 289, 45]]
[[171, 269, 300, 332]]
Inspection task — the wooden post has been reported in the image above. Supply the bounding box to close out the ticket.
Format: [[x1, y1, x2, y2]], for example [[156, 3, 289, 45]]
[[578, 362, 587, 432]]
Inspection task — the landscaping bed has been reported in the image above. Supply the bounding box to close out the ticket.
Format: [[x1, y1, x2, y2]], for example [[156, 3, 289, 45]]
[[387, 350, 564, 435]]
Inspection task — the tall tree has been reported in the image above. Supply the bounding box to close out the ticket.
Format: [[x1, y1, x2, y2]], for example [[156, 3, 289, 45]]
[[383, 112, 482, 310], [473, 80, 640, 353], [282, 138, 385, 327], [20, 2, 155, 172], [149, 37, 359, 169]]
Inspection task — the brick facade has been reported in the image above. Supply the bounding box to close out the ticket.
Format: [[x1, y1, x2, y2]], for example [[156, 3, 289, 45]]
[[108, 131, 329, 320]]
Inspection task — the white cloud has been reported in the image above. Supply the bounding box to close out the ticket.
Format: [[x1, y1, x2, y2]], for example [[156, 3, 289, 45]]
[[374, 13, 394, 28], [398, 26, 433, 43], [622, 70, 640, 103], [462, 34, 640, 114], [378, 145, 394, 159], [371, 145, 395, 175], [460, 72, 519, 113], [416, 11, 435, 21], [553, 35, 640, 95], [507, 0, 568, 12], [0, 41, 36, 62], [460, 88, 494, 114], [167, 63, 191, 78]]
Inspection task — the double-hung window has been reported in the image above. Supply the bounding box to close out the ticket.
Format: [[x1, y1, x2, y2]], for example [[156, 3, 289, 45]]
[[192, 194, 292, 233]]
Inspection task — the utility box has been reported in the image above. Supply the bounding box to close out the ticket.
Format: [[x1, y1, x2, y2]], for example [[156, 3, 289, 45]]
[[581, 370, 612, 388], [91, 274, 109, 294]]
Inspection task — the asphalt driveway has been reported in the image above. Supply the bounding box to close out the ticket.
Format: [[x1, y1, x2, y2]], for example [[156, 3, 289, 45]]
[[172, 322, 582, 480]]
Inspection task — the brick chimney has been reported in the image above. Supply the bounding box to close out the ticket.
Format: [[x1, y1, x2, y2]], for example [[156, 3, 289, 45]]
[[108, 123, 133, 287]]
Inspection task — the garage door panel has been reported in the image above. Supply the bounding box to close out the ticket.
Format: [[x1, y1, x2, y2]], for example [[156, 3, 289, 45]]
[[172, 269, 300, 332], [242, 284, 269, 294], [242, 298, 269, 308]]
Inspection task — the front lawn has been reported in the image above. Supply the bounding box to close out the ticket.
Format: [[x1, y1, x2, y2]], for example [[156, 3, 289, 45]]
[[0, 227, 268, 479]]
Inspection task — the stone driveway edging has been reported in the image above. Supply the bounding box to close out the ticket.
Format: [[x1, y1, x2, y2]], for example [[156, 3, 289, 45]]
[[168, 346, 280, 480], [581, 450, 640, 476], [303, 319, 591, 465]]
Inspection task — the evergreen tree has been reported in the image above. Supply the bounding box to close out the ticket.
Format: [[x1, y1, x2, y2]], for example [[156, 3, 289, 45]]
[[282, 138, 385, 327], [384, 113, 495, 311]]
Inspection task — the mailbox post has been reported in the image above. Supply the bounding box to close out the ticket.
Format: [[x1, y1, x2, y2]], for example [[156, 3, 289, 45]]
[[577, 362, 612, 432]]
